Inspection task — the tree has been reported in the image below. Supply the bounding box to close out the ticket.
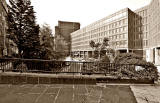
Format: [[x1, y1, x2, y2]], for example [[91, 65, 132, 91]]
[[89, 37, 115, 62], [39, 24, 55, 60], [89, 40, 101, 59], [7, 0, 41, 59], [89, 40, 95, 49], [89, 40, 101, 50]]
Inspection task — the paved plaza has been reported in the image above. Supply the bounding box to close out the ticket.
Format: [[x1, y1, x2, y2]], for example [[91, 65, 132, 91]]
[[0, 84, 137, 103], [131, 85, 160, 103]]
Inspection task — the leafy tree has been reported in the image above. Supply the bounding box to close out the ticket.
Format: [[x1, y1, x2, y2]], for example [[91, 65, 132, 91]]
[[89, 40, 95, 49], [7, 0, 41, 59], [40, 24, 55, 60], [89, 37, 113, 60], [89, 40, 101, 52]]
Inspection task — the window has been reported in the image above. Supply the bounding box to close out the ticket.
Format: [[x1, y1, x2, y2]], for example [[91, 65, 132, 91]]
[[119, 35, 121, 39], [123, 19, 125, 24], [119, 21, 121, 25], [124, 26, 127, 31], [101, 32, 103, 36], [123, 34, 125, 38], [109, 24, 111, 28], [142, 26, 144, 31], [146, 18, 147, 24], [105, 26, 107, 30], [145, 40, 147, 46], [115, 22, 117, 27], [146, 32, 148, 38], [112, 30, 114, 34], [106, 31, 108, 35], [112, 24, 114, 28], [109, 30, 111, 34], [116, 29, 118, 33], [121, 28, 123, 32], [123, 27, 125, 31], [146, 25, 148, 31], [143, 10, 145, 16], [113, 29, 116, 34], [139, 27, 141, 32]]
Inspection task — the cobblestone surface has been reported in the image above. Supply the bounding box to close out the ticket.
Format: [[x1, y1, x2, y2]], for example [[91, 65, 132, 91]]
[[131, 85, 160, 103], [0, 84, 136, 103]]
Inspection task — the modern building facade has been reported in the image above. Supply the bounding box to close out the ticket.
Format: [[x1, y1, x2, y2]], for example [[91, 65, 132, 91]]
[[71, 0, 160, 65], [71, 8, 135, 58], [0, 0, 8, 57], [54, 21, 80, 56]]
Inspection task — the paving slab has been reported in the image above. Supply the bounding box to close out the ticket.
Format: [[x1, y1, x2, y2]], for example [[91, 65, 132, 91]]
[[130, 85, 160, 103], [0, 84, 136, 103]]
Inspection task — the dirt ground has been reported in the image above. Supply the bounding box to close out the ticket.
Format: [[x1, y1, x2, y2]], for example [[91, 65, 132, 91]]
[[0, 84, 136, 103]]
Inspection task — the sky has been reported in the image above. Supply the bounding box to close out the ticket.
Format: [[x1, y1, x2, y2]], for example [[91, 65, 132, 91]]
[[7, 0, 152, 33]]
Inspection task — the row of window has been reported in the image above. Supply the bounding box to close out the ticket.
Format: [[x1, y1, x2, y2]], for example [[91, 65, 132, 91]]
[[132, 32, 148, 40], [134, 17, 148, 25], [104, 12, 127, 23], [72, 33, 127, 48], [109, 34, 126, 40], [143, 40, 148, 47], [133, 41, 143, 48], [72, 40, 128, 51], [132, 25, 148, 33], [72, 26, 127, 42], [71, 18, 127, 38], [84, 11, 127, 30], [110, 40, 127, 47], [136, 9, 147, 17]]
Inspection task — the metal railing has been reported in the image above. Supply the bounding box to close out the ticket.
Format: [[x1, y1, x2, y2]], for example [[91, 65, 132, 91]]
[[0, 58, 116, 74], [0, 58, 158, 80]]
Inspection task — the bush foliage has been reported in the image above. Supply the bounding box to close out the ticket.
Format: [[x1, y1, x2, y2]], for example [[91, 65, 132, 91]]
[[100, 55, 110, 63], [113, 53, 158, 80]]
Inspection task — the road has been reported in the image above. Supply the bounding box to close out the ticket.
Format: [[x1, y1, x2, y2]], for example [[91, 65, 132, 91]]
[[0, 84, 136, 103]]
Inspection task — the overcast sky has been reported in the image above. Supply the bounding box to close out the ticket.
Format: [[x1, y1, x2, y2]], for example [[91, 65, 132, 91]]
[[7, 0, 152, 33]]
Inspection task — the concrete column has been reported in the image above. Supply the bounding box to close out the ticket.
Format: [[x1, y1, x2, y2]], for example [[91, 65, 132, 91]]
[[83, 51, 87, 58], [127, 49, 129, 53], [155, 48, 160, 65], [88, 51, 92, 58], [92, 51, 94, 58], [79, 51, 81, 58]]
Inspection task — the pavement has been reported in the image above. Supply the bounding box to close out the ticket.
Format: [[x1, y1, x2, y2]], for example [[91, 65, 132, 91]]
[[0, 72, 160, 103], [130, 75, 160, 103], [131, 85, 160, 103], [0, 63, 160, 103], [0, 84, 137, 103]]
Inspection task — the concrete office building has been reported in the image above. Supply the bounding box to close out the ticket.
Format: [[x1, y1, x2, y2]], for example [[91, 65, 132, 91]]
[[71, 0, 160, 65], [71, 8, 134, 58], [147, 0, 160, 65], [54, 21, 80, 56], [129, 6, 149, 57], [0, 0, 8, 57]]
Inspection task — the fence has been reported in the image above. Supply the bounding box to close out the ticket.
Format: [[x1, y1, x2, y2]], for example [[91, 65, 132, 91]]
[[0, 58, 117, 74], [0, 58, 158, 80]]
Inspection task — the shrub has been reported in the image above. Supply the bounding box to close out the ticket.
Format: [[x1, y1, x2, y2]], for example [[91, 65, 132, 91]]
[[100, 55, 110, 63], [93, 50, 99, 59], [114, 53, 158, 80], [114, 53, 143, 64]]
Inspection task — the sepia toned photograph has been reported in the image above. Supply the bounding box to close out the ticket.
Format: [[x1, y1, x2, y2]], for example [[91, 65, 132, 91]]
[[0, 0, 160, 103]]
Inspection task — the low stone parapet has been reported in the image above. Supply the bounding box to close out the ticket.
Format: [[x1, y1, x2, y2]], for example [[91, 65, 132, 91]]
[[0, 72, 154, 84]]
